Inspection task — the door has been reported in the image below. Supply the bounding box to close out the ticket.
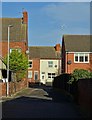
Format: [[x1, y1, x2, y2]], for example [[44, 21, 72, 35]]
[[34, 71, 38, 81], [41, 72, 46, 84]]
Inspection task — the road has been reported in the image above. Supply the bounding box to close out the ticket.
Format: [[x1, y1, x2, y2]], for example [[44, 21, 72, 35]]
[[2, 85, 84, 119]]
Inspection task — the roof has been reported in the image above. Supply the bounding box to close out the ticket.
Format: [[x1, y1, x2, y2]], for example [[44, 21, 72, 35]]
[[1, 18, 27, 42], [63, 35, 91, 52], [29, 46, 61, 59]]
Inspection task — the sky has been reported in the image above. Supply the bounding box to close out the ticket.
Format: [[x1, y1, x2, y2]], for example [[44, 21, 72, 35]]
[[1, 1, 90, 46]]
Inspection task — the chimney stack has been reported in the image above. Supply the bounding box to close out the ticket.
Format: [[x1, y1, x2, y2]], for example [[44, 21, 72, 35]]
[[55, 44, 61, 52], [22, 11, 28, 24]]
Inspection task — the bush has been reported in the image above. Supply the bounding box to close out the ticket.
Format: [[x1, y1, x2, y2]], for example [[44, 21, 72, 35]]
[[68, 69, 92, 84]]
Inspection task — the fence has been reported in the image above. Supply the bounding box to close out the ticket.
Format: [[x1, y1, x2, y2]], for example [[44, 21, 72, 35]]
[[53, 74, 92, 118], [78, 78, 92, 118]]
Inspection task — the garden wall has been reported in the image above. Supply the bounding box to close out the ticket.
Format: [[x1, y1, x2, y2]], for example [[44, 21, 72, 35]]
[[0, 78, 28, 97]]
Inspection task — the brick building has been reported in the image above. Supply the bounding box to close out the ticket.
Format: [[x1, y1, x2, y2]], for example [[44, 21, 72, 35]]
[[0, 11, 29, 96], [28, 44, 61, 85], [62, 35, 92, 73], [1, 11, 28, 57]]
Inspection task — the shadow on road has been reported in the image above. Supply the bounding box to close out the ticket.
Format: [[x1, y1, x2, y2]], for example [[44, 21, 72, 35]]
[[29, 83, 74, 103], [2, 84, 86, 119]]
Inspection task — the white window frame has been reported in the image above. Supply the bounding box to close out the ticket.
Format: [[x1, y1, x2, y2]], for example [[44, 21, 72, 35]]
[[48, 73, 55, 79], [74, 53, 89, 63], [28, 71, 32, 78], [48, 61, 53, 67], [10, 48, 21, 53], [28, 60, 33, 68]]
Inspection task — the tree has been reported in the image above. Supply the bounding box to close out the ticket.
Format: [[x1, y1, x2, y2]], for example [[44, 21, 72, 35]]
[[68, 69, 92, 84], [4, 50, 28, 81]]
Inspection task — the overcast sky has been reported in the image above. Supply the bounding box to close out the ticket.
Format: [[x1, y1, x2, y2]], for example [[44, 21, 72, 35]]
[[2, 2, 90, 46]]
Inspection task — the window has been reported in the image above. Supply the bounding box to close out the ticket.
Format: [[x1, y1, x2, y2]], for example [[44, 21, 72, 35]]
[[28, 71, 32, 78], [10, 48, 21, 53], [74, 53, 89, 63], [48, 61, 53, 67], [48, 73, 55, 79], [29, 61, 32, 68], [48, 73, 51, 78], [85, 54, 88, 62], [75, 54, 78, 62], [52, 73, 55, 78], [42, 72, 45, 74], [79, 53, 84, 62]]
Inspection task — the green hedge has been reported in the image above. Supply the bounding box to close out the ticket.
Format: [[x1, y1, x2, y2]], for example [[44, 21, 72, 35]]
[[68, 69, 92, 84]]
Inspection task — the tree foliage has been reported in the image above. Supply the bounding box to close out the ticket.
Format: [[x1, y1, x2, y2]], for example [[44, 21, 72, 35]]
[[4, 50, 28, 81], [68, 69, 92, 84]]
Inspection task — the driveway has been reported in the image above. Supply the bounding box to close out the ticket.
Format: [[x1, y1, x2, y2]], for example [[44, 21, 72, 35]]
[[2, 85, 85, 119]]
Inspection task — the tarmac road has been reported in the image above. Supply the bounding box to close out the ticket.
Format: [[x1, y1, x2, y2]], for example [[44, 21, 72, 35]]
[[1, 85, 84, 119]]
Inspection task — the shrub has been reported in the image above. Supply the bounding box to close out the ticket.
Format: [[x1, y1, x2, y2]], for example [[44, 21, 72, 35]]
[[68, 69, 92, 84]]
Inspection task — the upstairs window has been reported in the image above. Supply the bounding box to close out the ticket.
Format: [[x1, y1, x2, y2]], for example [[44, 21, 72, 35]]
[[10, 48, 21, 53], [48, 61, 53, 67], [29, 61, 32, 68], [74, 53, 89, 63]]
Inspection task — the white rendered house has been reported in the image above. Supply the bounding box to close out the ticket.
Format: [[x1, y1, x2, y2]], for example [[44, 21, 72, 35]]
[[40, 59, 61, 85]]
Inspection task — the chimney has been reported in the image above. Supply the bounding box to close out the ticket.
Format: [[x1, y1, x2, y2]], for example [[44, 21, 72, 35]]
[[22, 11, 28, 24], [55, 44, 61, 52]]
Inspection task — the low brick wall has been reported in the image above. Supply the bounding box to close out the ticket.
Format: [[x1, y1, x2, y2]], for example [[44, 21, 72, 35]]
[[0, 83, 7, 97], [0, 79, 28, 97]]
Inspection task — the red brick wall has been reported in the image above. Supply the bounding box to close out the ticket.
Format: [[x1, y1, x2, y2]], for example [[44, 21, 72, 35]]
[[66, 53, 92, 73], [0, 79, 27, 97], [0, 83, 6, 97], [1, 41, 27, 57], [28, 58, 40, 83]]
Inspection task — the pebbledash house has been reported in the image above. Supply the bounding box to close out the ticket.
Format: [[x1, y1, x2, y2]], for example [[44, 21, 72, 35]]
[[61, 35, 92, 74]]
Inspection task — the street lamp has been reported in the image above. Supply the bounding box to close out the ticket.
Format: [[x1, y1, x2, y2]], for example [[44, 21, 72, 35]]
[[7, 25, 13, 96]]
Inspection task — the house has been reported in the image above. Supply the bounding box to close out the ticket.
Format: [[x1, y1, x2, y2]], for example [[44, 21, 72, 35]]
[[0, 11, 29, 96], [61, 35, 92, 73], [28, 47, 40, 83], [1, 11, 28, 58], [0, 11, 28, 80], [28, 44, 61, 85]]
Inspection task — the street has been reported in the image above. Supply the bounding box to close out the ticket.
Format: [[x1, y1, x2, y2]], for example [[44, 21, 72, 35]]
[[2, 85, 84, 119]]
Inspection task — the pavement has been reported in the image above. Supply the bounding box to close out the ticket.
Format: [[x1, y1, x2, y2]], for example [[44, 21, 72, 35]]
[[1, 87, 31, 103]]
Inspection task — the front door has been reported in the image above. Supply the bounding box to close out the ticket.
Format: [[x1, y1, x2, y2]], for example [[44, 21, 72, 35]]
[[34, 71, 38, 81], [41, 72, 46, 84]]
